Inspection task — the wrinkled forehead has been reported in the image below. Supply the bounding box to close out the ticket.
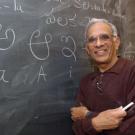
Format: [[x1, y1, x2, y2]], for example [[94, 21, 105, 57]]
[[86, 22, 113, 37]]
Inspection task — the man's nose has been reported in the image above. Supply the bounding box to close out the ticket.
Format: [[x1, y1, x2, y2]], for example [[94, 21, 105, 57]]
[[95, 37, 103, 47]]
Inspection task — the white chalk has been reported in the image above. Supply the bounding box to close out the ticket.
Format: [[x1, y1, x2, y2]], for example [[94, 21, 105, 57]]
[[122, 102, 134, 111]]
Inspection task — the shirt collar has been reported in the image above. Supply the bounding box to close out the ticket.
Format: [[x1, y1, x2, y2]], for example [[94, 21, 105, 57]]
[[91, 57, 125, 80], [105, 57, 125, 74]]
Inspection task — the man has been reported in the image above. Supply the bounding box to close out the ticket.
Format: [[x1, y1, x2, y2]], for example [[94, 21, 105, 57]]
[[70, 18, 135, 135]]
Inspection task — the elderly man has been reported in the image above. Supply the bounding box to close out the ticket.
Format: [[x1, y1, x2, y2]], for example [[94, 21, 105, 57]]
[[70, 18, 135, 135]]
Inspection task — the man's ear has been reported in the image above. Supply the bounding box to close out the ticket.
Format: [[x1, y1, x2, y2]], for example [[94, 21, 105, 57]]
[[113, 36, 120, 50]]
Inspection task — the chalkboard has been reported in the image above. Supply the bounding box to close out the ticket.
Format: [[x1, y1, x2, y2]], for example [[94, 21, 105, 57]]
[[0, 0, 124, 135]]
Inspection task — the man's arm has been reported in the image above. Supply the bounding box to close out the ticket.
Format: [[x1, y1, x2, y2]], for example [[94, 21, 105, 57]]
[[91, 107, 127, 132], [71, 105, 127, 134], [71, 107, 99, 135]]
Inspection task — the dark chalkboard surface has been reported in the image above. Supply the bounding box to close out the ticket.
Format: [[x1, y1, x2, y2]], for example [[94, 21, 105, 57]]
[[0, 0, 124, 135]]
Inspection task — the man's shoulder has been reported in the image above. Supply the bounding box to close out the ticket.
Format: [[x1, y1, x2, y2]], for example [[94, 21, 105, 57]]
[[122, 58, 135, 68], [120, 58, 135, 73]]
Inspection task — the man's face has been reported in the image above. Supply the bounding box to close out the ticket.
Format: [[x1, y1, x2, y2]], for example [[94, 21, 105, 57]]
[[85, 22, 120, 65]]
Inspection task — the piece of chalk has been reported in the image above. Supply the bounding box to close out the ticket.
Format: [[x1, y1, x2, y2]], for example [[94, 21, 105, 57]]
[[122, 102, 134, 111]]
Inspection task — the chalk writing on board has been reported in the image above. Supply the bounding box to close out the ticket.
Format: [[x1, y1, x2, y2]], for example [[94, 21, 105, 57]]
[[68, 13, 77, 27], [29, 29, 52, 61], [73, 0, 123, 18], [40, 0, 69, 17], [46, 15, 56, 24], [69, 66, 72, 78], [0, 4, 10, 9], [46, 13, 77, 27], [0, 0, 123, 20], [0, 0, 123, 19], [40, 0, 60, 17], [41, 8, 54, 17], [58, 13, 76, 27], [61, 35, 77, 62], [47, 0, 63, 2], [0, 24, 15, 50], [45, 13, 88, 27], [3, 5, 10, 8], [74, 0, 89, 10], [74, 1, 102, 11], [57, 16, 69, 27], [0, 70, 9, 83], [37, 65, 47, 82], [0, 0, 23, 12], [45, 10, 122, 28], [14, 0, 24, 12]]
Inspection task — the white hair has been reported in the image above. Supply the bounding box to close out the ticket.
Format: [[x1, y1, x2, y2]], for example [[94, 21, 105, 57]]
[[85, 18, 118, 40]]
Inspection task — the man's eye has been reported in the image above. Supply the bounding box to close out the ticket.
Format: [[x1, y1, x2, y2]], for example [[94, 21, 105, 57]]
[[87, 37, 96, 43], [100, 34, 110, 40]]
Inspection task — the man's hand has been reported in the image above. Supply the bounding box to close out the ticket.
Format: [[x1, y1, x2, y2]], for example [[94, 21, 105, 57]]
[[92, 107, 127, 132], [70, 106, 89, 121]]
